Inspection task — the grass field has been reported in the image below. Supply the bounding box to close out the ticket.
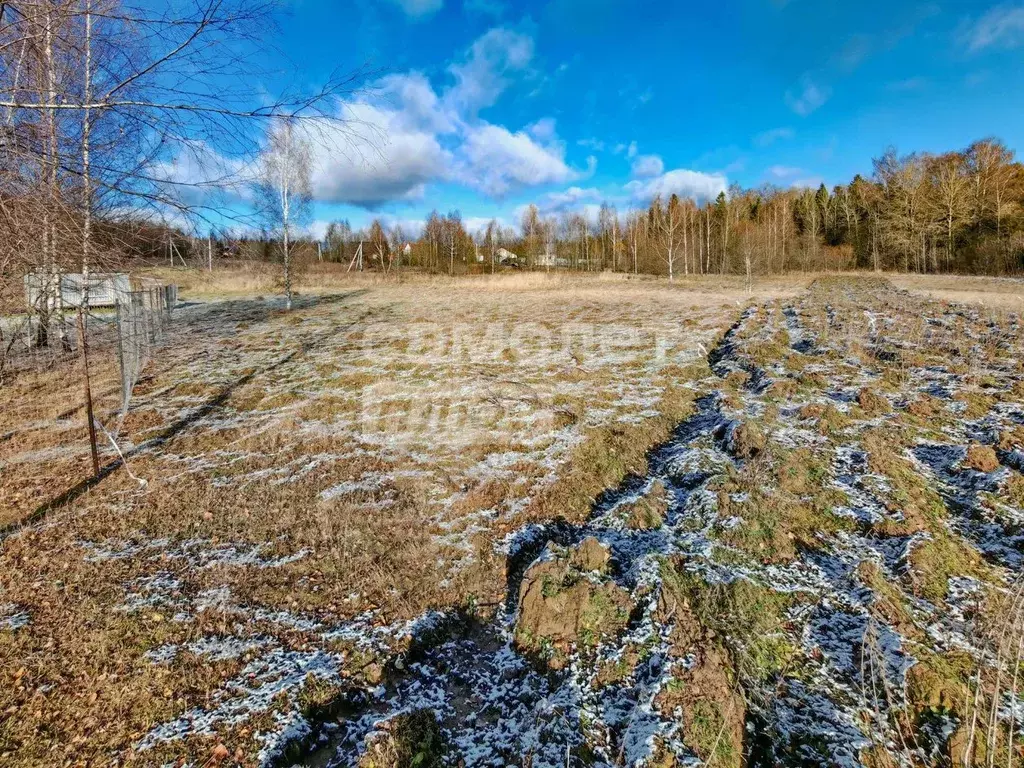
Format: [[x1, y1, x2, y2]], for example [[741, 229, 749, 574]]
[[2, 270, 1024, 767]]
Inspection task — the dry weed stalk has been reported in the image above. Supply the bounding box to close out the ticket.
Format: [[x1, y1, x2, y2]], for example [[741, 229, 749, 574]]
[[861, 616, 918, 762], [962, 577, 1024, 767]]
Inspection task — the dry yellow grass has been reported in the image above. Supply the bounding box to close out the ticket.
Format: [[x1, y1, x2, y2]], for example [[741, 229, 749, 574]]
[[0, 273, 777, 765], [889, 273, 1024, 310], [3, 271, 1023, 765], [139, 261, 810, 302]]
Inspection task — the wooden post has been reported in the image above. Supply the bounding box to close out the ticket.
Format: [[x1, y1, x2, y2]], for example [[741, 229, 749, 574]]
[[346, 241, 363, 273]]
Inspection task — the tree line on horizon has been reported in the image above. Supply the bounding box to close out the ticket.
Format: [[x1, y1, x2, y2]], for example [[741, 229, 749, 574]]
[[16, 133, 1020, 284], [299, 137, 1022, 279]]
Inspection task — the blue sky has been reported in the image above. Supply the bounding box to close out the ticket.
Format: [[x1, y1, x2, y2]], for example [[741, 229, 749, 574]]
[[255, 0, 1024, 236]]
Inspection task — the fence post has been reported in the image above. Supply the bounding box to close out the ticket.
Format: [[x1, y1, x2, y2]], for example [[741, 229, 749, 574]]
[[115, 299, 127, 408]]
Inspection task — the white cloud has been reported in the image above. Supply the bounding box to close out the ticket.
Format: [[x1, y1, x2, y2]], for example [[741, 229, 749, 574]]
[[790, 177, 825, 190], [577, 203, 604, 225], [612, 141, 638, 158], [152, 139, 252, 216], [963, 5, 1024, 51], [630, 154, 664, 179], [463, 216, 512, 235], [754, 127, 793, 147], [785, 76, 831, 116], [445, 27, 534, 115], [375, 72, 457, 134], [767, 165, 802, 179], [376, 214, 427, 238], [302, 30, 584, 207], [311, 100, 451, 208], [154, 140, 248, 188], [457, 122, 579, 196], [535, 185, 601, 213], [386, 0, 443, 17], [307, 219, 333, 240], [527, 118, 558, 142], [626, 169, 728, 204]]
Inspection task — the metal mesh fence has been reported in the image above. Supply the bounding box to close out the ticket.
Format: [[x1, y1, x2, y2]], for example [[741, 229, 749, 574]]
[[114, 285, 177, 419]]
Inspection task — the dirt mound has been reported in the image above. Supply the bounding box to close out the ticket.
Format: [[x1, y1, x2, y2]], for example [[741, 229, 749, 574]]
[[857, 387, 892, 416], [357, 710, 446, 768], [571, 535, 611, 572], [906, 394, 943, 419], [621, 480, 669, 530], [515, 539, 632, 668], [767, 378, 799, 398], [798, 402, 849, 434], [655, 588, 745, 766], [726, 420, 766, 459], [998, 428, 1024, 451], [964, 444, 999, 473]]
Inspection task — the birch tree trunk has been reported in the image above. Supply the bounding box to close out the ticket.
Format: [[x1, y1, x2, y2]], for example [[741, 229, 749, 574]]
[[79, 0, 99, 475], [46, 4, 68, 349], [280, 124, 292, 311], [682, 205, 689, 277]]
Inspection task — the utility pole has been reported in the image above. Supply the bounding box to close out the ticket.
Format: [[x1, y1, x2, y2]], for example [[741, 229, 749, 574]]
[[346, 241, 364, 273]]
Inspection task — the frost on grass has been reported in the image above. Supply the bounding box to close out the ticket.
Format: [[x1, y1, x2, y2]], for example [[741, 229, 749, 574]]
[[136, 281, 1024, 764], [100, 289, 733, 569], [11, 278, 1024, 766], [139, 648, 343, 748], [82, 536, 308, 570], [0, 603, 29, 631], [299, 278, 1024, 767]]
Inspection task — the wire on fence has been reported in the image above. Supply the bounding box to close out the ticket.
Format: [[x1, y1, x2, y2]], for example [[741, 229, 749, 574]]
[[114, 285, 177, 428]]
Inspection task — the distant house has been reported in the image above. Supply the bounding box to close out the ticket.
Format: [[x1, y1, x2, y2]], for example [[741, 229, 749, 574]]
[[475, 246, 520, 266], [534, 251, 569, 269]]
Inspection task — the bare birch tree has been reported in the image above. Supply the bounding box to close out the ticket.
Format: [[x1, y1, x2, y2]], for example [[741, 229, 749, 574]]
[[484, 219, 498, 273], [927, 152, 971, 269], [388, 224, 406, 275], [255, 119, 311, 310], [655, 194, 683, 281]]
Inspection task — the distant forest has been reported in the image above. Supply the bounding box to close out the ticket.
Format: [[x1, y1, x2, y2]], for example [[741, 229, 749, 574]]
[[161, 137, 1024, 278]]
